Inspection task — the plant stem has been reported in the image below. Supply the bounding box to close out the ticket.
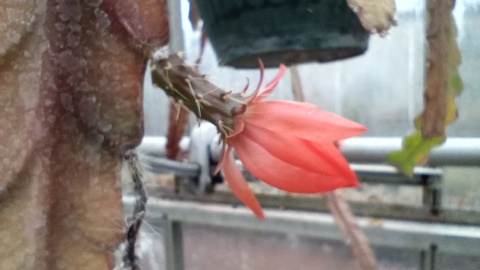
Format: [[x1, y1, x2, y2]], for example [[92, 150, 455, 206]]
[[151, 53, 246, 138]]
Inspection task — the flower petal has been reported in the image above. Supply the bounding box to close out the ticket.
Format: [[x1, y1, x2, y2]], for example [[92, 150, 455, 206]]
[[243, 100, 366, 141], [213, 142, 227, 175], [222, 147, 265, 219], [253, 59, 265, 94], [242, 124, 342, 176], [250, 64, 287, 102], [240, 123, 354, 178], [228, 135, 359, 193], [301, 139, 357, 181]]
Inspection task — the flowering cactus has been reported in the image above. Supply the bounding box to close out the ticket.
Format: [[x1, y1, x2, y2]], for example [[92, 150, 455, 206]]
[[152, 54, 366, 219]]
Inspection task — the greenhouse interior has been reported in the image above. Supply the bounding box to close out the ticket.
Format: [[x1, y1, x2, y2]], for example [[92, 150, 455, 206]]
[[0, 0, 479, 270]]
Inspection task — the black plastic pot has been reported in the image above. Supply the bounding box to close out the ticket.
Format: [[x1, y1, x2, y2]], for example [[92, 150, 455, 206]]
[[195, 0, 370, 68]]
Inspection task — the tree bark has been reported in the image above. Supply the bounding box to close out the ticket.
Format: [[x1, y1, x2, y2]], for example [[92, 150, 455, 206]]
[[0, 0, 168, 269]]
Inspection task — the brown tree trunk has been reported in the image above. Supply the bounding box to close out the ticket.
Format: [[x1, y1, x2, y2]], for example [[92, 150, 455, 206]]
[[0, 0, 168, 269]]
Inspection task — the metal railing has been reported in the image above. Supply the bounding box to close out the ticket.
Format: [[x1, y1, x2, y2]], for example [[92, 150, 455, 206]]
[[123, 197, 480, 270], [129, 135, 480, 270], [137, 136, 480, 166]]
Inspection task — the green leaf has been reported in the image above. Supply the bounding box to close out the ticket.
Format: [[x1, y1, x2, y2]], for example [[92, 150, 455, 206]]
[[449, 73, 463, 93], [388, 132, 444, 176]]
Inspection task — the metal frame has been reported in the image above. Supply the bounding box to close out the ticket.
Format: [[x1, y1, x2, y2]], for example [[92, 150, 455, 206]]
[[138, 135, 480, 219], [123, 197, 480, 270], [131, 135, 480, 269]]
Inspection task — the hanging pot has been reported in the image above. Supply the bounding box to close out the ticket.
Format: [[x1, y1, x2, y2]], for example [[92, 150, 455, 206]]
[[195, 0, 370, 68]]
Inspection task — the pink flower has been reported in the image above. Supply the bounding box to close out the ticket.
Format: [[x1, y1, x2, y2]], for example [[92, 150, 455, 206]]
[[216, 64, 367, 219]]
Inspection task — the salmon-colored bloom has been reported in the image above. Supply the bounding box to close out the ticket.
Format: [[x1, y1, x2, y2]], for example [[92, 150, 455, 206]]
[[216, 64, 367, 219]]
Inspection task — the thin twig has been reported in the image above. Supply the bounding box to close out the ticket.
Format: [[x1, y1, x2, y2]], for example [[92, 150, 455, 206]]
[[194, 27, 208, 71], [122, 150, 147, 270], [289, 66, 378, 270], [290, 66, 305, 102], [326, 192, 377, 270]]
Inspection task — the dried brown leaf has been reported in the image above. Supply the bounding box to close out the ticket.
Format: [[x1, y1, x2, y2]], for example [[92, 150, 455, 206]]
[[347, 0, 397, 36], [389, 0, 461, 175], [415, 0, 460, 138], [419, 0, 451, 138]]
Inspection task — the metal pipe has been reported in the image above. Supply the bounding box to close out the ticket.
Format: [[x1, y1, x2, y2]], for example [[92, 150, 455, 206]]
[[137, 136, 190, 157], [139, 154, 200, 178], [138, 136, 480, 167], [340, 137, 480, 166], [351, 164, 442, 185], [136, 156, 443, 188]]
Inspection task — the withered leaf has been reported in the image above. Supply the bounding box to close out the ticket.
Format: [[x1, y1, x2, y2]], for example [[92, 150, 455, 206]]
[[347, 0, 397, 36], [389, 0, 461, 175]]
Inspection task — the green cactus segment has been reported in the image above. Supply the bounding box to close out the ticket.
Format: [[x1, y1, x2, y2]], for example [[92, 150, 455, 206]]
[[388, 132, 444, 177]]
